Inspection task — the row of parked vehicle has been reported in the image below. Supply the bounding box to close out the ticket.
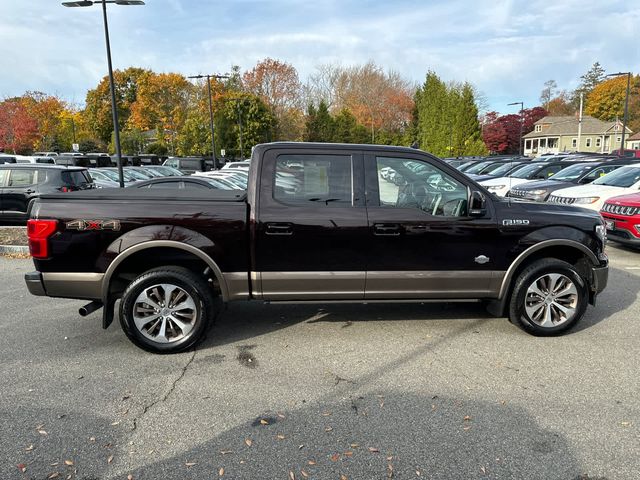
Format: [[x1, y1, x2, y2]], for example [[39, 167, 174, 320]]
[[0, 153, 251, 223], [446, 152, 640, 248]]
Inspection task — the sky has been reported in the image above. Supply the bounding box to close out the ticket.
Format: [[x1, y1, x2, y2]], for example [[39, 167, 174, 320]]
[[0, 0, 638, 113]]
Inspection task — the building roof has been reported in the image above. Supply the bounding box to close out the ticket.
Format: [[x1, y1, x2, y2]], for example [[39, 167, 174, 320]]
[[628, 131, 640, 141], [523, 115, 633, 138]]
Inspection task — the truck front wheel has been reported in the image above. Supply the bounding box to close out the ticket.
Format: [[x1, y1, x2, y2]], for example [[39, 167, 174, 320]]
[[508, 259, 588, 336], [119, 266, 216, 353]]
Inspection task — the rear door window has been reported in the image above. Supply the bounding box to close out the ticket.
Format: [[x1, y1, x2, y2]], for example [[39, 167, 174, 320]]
[[148, 181, 180, 189], [274, 154, 353, 207], [0, 170, 8, 186], [8, 169, 36, 186]]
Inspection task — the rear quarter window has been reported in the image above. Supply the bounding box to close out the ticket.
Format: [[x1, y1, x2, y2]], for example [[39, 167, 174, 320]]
[[61, 170, 92, 186], [181, 159, 203, 170]]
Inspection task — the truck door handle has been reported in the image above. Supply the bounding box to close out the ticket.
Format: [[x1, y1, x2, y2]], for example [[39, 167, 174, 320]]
[[373, 223, 401, 236], [265, 223, 293, 235], [25, 189, 35, 194]]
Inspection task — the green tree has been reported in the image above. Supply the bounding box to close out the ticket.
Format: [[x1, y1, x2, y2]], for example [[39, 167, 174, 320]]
[[415, 71, 450, 155], [453, 83, 487, 156], [305, 101, 334, 142]]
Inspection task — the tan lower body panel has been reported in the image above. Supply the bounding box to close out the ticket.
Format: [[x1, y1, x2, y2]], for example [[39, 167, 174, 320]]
[[42, 272, 104, 300], [252, 271, 505, 301], [365, 270, 505, 299], [259, 271, 365, 300]]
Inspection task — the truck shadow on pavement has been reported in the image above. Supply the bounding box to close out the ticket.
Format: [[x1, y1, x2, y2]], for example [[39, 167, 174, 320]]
[[111, 392, 597, 480]]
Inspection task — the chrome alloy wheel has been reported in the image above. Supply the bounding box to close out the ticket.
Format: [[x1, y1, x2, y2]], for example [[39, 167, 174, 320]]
[[524, 273, 579, 328], [132, 283, 197, 343]]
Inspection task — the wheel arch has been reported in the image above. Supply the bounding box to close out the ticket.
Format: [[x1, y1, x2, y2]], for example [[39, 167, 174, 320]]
[[487, 239, 598, 317], [102, 240, 230, 303]]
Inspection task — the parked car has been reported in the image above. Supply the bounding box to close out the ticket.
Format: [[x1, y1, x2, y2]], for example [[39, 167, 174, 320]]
[[132, 176, 238, 190], [600, 192, 640, 247], [0, 155, 17, 164], [110, 155, 141, 167], [163, 157, 213, 174], [92, 168, 137, 184], [196, 171, 247, 189], [33, 152, 59, 157], [507, 161, 631, 202], [480, 161, 575, 196], [87, 169, 122, 188], [25, 142, 608, 353], [141, 165, 185, 177], [547, 164, 640, 210], [221, 160, 251, 171], [55, 155, 111, 168], [15, 156, 56, 164], [0, 164, 94, 223], [467, 161, 530, 181]]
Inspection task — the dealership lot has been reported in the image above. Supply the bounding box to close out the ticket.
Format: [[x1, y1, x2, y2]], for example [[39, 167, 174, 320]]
[[1, 247, 639, 480]]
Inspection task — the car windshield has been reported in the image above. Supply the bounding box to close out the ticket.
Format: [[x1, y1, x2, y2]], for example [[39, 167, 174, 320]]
[[510, 163, 543, 179], [549, 163, 594, 181], [465, 161, 494, 174], [592, 166, 640, 187], [488, 162, 524, 176], [96, 169, 119, 181], [125, 169, 151, 180]]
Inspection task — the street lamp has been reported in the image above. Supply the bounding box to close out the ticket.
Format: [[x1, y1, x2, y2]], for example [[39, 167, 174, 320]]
[[606, 72, 632, 155], [508, 101, 524, 156], [187, 74, 230, 170], [62, 0, 145, 187]]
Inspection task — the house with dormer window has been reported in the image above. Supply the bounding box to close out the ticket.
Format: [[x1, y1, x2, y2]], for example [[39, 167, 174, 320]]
[[523, 116, 633, 156]]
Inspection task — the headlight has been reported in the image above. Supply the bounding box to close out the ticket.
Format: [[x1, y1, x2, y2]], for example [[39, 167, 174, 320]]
[[574, 196, 600, 204], [595, 224, 606, 243], [528, 189, 547, 195], [486, 185, 505, 191]]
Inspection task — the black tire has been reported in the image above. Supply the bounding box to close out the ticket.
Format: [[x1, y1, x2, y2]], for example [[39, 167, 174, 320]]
[[119, 266, 217, 353], [508, 258, 588, 336]]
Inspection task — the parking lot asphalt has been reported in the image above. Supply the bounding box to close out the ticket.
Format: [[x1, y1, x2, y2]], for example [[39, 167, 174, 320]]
[[1, 246, 639, 480]]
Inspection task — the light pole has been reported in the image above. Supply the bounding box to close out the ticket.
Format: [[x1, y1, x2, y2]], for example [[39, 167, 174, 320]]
[[508, 101, 524, 156], [606, 72, 632, 155], [188, 74, 230, 170], [62, 0, 144, 187]]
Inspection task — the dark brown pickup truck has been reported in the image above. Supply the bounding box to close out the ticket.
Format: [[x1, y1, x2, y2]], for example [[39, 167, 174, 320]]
[[25, 143, 608, 353]]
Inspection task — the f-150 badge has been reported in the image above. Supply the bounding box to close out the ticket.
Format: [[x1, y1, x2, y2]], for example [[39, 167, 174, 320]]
[[503, 219, 530, 226], [66, 220, 121, 231]]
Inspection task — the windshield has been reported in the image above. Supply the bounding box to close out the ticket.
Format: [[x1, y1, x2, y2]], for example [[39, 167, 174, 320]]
[[592, 166, 640, 187], [465, 161, 493, 174], [488, 162, 524, 176], [510, 163, 543, 179], [549, 163, 593, 181], [125, 169, 151, 180]]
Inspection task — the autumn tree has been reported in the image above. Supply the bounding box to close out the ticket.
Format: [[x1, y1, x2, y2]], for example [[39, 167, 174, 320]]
[[481, 107, 547, 154], [0, 98, 38, 154], [585, 74, 640, 132], [540, 80, 557, 110], [243, 58, 304, 140], [83, 67, 149, 144], [128, 72, 192, 154], [547, 91, 575, 115]]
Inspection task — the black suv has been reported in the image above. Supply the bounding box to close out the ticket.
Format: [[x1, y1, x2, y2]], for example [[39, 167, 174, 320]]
[[0, 165, 94, 224]]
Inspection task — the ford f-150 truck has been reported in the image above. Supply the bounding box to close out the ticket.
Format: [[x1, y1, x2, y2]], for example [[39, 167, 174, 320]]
[[25, 143, 609, 353]]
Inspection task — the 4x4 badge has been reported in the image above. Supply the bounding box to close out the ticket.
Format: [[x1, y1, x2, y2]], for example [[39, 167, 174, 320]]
[[475, 255, 490, 264], [66, 220, 121, 231]]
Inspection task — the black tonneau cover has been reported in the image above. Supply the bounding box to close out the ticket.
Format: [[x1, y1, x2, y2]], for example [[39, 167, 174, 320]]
[[40, 188, 247, 202]]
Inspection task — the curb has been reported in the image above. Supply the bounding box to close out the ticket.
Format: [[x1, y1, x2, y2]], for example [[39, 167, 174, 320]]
[[0, 245, 29, 254]]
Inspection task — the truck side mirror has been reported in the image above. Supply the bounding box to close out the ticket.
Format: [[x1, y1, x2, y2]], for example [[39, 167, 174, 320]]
[[469, 191, 487, 217]]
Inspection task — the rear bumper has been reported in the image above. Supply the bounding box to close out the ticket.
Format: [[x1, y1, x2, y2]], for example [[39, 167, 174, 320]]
[[25, 271, 46, 296], [24, 271, 104, 300]]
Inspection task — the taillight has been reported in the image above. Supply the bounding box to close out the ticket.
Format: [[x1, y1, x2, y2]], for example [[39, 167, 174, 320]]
[[27, 219, 58, 259], [60, 186, 70, 192]]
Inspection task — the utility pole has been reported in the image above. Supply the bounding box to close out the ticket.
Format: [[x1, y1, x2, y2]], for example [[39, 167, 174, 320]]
[[577, 92, 583, 152], [188, 73, 230, 169], [606, 72, 632, 155], [508, 101, 524, 156]]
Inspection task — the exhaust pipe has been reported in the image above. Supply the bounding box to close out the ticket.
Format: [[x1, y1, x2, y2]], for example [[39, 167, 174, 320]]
[[79, 300, 103, 317]]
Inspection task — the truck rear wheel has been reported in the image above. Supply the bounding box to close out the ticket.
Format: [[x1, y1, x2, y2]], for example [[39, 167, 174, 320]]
[[119, 266, 216, 353], [508, 259, 588, 336]]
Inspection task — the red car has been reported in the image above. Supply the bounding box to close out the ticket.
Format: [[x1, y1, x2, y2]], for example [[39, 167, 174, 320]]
[[601, 192, 640, 247]]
